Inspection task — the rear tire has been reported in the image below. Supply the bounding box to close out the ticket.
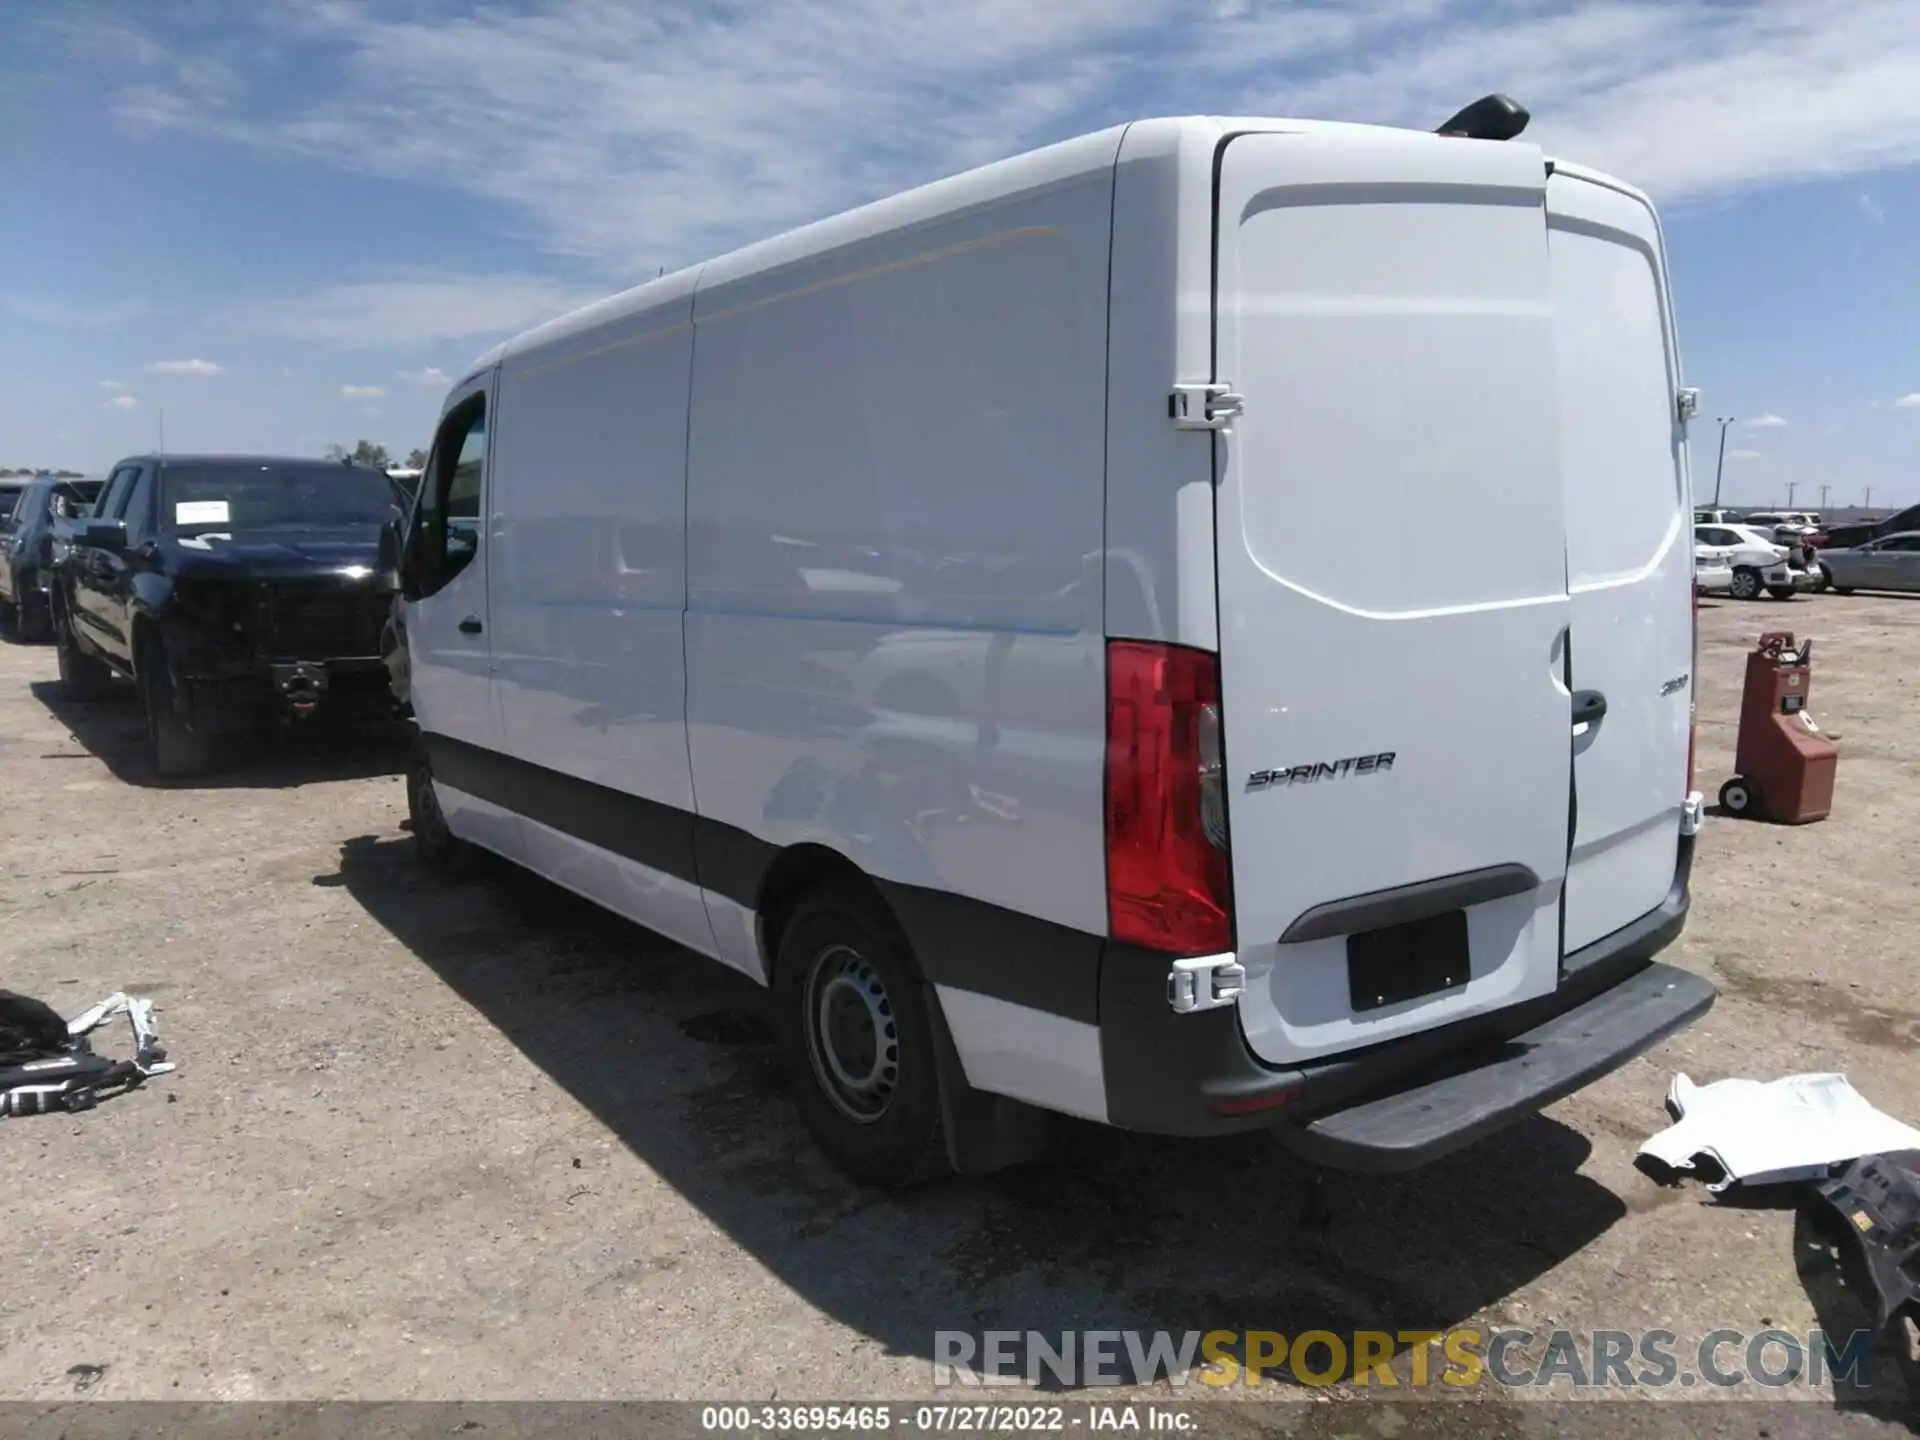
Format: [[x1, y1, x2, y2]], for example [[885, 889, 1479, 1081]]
[[1729, 567, 1763, 601], [139, 634, 219, 780], [55, 607, 113, 700], [1766, 585, 1797, 601], [775, 887, 948, 1188]]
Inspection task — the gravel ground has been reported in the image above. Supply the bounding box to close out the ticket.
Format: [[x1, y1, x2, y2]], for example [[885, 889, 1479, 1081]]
[[1, 594, 1915, 1436]]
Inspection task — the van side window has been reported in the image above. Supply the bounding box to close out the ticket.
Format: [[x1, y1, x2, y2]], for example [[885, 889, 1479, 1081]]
[[408, 397, 486, 597]]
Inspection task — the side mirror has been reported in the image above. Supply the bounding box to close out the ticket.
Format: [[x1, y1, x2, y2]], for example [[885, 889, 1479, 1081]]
[[77, 518, 127, 552], [377, 516, 402, 577]]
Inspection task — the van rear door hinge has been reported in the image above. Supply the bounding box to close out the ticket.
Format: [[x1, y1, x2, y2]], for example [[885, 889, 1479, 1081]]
[[1676, 388, 1700, 423], [1170, 382, 1245, 431]]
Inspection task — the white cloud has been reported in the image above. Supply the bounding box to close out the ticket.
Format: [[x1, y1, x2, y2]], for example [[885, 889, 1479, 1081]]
[[1894, 393, 1920, 409], [104, 395, 140, 411], [1746, 413, 1788, 429], [99, 380, 127, 392], [230, 273, 598, 349], [146, 358, 223, 376], [397, 366, 449, 386], [1730, 448, 1764, 459], [341, 384, 386, 398], [93, 1, 1920, 272]]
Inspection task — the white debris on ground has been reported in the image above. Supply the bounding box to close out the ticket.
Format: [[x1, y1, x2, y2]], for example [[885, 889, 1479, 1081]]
[[1637, 1072, 1920, 1192]]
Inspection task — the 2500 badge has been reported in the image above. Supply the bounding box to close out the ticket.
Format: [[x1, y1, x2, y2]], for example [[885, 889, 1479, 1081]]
[[1246, 752, 1396, 792]]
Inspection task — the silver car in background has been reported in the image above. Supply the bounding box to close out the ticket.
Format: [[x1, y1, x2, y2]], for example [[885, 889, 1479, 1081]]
[[1817, 531, 1920, 594]]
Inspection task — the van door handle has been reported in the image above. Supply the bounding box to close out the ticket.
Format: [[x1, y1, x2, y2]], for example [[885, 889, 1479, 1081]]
[[1571, 689, 1607, 733], [459, 615, 484, 635]]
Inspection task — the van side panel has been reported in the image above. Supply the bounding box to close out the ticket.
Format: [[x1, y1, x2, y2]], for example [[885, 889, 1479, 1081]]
[[487, 283, 724, 962], [685, 169, 1117, 1108]]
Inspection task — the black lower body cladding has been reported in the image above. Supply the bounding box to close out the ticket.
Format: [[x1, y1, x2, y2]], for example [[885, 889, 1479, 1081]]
[[417, 733, 1708, 1172]]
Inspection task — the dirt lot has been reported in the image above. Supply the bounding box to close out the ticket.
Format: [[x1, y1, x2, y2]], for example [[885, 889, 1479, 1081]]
[[1, 594, 1916, 1433]]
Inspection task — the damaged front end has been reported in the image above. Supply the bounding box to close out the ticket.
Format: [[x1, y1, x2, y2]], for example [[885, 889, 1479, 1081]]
[[162, 574, 402, 729]]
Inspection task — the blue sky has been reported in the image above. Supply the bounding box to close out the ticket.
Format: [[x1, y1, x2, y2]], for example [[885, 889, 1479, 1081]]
[[3, 0, 1918, 506]]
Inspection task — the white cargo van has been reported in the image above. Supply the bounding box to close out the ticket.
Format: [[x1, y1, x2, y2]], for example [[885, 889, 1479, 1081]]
[[391, 97, 1714, 1186]]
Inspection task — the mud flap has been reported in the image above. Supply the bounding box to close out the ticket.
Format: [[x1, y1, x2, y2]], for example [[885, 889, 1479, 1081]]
[[922, 990, 1048, 1176]]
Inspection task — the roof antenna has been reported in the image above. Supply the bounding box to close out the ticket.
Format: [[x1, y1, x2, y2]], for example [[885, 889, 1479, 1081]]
[[1435, 93, 1530, 141]]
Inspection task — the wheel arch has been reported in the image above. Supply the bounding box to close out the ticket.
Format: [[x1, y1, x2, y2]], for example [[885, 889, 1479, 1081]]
[[129, 609, 161, 678], [753, 842, 913, 986]]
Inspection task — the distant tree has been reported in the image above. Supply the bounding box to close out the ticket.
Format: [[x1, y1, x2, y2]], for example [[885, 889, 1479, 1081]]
[[405, 448, 428, 469], [324, 440, 392, 467]]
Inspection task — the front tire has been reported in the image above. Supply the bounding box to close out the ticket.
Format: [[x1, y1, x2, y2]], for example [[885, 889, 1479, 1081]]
[[139, 634, 219, 780], [1729, 567, 1763, 601], [16, 588, 51, 643], [55, 607, 114, 700], [407, 736, 470, 871], [775, 888, 948, 1188]]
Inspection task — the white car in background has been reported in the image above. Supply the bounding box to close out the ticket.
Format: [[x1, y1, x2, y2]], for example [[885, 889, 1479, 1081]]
[[1694, 523, 1814, 601], [1693, 548, 1734, 594]]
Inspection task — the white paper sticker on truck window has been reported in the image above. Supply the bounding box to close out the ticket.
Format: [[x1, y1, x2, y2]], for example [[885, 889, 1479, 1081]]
[[175, 500, 229, 524]]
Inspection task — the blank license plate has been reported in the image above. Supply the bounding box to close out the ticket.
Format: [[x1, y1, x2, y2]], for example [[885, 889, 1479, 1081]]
[[1347, 910, 1470, 1013]]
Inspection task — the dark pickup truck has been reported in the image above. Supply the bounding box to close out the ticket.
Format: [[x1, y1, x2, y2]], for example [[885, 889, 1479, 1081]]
[[52, 454, 410, 777], [2, 477, 105, 641]]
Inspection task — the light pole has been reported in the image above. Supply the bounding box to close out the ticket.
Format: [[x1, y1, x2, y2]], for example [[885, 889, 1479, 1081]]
[[1786, 480, 1798, 509], [1819, 484, 1830, 512], [1712, 417, 1735, 507]]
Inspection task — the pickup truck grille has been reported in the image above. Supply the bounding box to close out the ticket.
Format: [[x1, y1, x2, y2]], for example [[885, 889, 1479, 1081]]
[[264, 589, 388, 660]]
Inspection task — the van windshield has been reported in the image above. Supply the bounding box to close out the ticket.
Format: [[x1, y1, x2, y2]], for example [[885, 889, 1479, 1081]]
[[161, 463, 405, 534]]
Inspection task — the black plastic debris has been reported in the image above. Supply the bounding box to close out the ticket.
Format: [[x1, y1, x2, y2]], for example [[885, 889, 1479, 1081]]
[[1814, 1150, 1920, 1333], [0, 987, 174, 1117]]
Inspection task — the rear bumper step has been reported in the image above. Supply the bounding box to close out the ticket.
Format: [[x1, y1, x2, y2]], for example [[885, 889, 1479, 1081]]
[[1275, 960, 1716, 1172]]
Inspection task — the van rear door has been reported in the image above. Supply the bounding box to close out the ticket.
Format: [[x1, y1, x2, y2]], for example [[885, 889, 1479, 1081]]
[[1211, 130, 1572, 1067], [1546, 169, 1693, 953]]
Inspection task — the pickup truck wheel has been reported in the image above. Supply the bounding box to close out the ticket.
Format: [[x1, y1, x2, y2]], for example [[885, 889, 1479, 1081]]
[[16, 591, 52, 643], [55, 611, 113, 700], [776, 887, 948, 1189], [407, 739, 470, 871], [139, 636, 219, 780], [1728, 567, 1763, 601]]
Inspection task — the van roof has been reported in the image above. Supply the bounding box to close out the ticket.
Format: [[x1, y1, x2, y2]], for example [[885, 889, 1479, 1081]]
[[468, 115, 1639, 383]]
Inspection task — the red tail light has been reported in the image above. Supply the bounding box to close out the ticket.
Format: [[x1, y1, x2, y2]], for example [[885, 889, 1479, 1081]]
[[1105, 641, 1233, 955]]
